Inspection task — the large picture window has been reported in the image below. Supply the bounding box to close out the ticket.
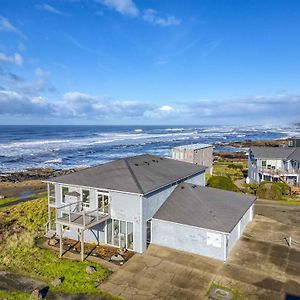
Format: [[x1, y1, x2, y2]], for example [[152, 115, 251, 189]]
[[106, 219, 133, 250]]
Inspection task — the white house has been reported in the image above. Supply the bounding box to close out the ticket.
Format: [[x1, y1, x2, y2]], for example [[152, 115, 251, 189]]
[[247, 146, 300, 187], [45, 154, 255, 261]]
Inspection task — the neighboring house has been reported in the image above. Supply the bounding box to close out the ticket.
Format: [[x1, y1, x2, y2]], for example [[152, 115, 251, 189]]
[[247, 144, 300, 187], [172, 144, 213, 175], [45, 154, 255, 261]]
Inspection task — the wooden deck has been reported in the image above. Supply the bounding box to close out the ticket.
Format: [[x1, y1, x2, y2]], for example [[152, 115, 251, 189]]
[[56, 211, 110, 229]]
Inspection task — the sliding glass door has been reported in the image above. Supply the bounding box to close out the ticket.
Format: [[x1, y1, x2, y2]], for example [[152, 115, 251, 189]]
[[106, 219, 133, 250]]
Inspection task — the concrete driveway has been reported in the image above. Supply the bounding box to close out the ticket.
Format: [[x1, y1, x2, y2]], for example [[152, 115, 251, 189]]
[[100, 200, 300, 299]]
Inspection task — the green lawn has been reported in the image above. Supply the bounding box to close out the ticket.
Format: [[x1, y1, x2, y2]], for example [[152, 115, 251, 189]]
[[0, 289, 30, 300], [0, 198, 114, 298], [0, 197, 20, 206]]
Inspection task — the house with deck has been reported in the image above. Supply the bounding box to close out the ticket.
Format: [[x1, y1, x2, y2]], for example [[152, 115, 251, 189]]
[[45, 154, 255, 261], [247, 137, 300, 189]]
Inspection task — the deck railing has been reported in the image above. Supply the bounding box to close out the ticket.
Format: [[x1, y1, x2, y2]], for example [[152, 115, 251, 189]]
[[258, 168, 300, 176], [56, 201, 110, 229]]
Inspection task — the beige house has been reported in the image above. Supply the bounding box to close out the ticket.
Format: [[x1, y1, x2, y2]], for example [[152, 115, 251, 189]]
[[172, 144, 213, 175]]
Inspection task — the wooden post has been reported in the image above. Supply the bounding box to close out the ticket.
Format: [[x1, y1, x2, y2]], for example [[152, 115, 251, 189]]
[[59, 224, 63, 258], [81, 229, 84, 261], [47, 183, 51, 231]]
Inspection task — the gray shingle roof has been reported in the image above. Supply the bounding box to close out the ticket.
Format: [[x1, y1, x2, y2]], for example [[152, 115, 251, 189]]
[[47, 154, 206, 195], [153, 183, 256, 233], [250, 147, 296, 159], [289, 148, 300, 160]]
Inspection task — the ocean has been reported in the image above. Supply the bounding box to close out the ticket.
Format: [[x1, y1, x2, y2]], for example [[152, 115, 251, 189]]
[[0, 125, 299, 172]]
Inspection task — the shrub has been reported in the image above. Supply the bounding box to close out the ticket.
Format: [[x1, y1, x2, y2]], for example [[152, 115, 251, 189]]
[[256, 181, 290, 200], [207, 176, 239, 192]]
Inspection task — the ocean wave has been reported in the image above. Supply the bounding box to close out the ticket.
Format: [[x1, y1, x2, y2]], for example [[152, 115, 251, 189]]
[[44, 158, 63, 164]]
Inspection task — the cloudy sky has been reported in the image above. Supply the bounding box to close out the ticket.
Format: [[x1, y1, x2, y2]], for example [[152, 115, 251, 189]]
[[0, 0, 300, 125]]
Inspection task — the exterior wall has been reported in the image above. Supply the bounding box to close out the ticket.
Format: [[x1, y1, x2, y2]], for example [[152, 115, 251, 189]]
[[172, 146, 213, 175], [53, 183, 143, 252], [109, 191, 142, 252], [140, 171, 205, 252], [185, 172, 205, 186], [151, 219, 227, 261], [192, 146, 213, 175], [227, 205, 254, 254]]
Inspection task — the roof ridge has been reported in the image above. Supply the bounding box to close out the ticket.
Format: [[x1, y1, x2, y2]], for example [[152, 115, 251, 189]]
[[124, 158, 144, 194]]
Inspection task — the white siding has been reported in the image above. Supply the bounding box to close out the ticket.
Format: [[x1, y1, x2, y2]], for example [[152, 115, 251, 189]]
[[227, 205, 254, 255], [152, 219, 227, 261]]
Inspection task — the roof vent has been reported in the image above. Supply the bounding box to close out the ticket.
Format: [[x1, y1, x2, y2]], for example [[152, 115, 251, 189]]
[[181, 186, 185, 189]]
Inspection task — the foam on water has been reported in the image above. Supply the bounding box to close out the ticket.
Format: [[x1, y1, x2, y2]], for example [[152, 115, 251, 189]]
[[0, 125, 299, 172]]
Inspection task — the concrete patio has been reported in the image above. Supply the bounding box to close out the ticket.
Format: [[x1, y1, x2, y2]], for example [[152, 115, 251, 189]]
[[99, 200, 300, 299]]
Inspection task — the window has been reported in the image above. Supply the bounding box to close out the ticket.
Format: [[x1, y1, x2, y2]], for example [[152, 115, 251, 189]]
[[106, 219, 133, 250], [97, 192, 110, 213], [82, 189, 90, 208], [127, 222, 133, 250], [146, 220, 151, 247], [62, 186, 69, 203], [106, 219, 112, 244], [262, 161, 266, 168], [113, 219, 119, 246], [120, 221, 126, 249]]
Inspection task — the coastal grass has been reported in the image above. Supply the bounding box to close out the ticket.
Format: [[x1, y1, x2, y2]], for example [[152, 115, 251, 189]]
[[0, 197, 112, 297], [0, 231, 110, 294], [213, 161, 247, 181]]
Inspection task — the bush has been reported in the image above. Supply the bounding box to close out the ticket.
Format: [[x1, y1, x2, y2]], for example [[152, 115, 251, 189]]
[[256, 181, 290, 200], [207, 176, 239, 192]]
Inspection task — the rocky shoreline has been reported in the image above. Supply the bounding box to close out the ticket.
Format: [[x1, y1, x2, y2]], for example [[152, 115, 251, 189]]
[[0, 138, 289, 184], [0, 168, 78, 183]]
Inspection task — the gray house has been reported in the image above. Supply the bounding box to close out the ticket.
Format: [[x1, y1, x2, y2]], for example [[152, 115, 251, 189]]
[[45, 154, 255, 261], [247, 146, 300, 187]]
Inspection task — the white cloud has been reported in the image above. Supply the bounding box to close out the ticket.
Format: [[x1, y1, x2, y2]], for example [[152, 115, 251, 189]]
[[96, 0, 180, 26], [1, 88, 298, 124], [0, 52, 23, 66], [36, 4, 65, 15], [181, 94, 300, 123], [35, 68, 45, 77], [0, 90, 54, 115], [97, 0, 139, 17], [143, 9, 181, 27], [0, 16, 26, 39]]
